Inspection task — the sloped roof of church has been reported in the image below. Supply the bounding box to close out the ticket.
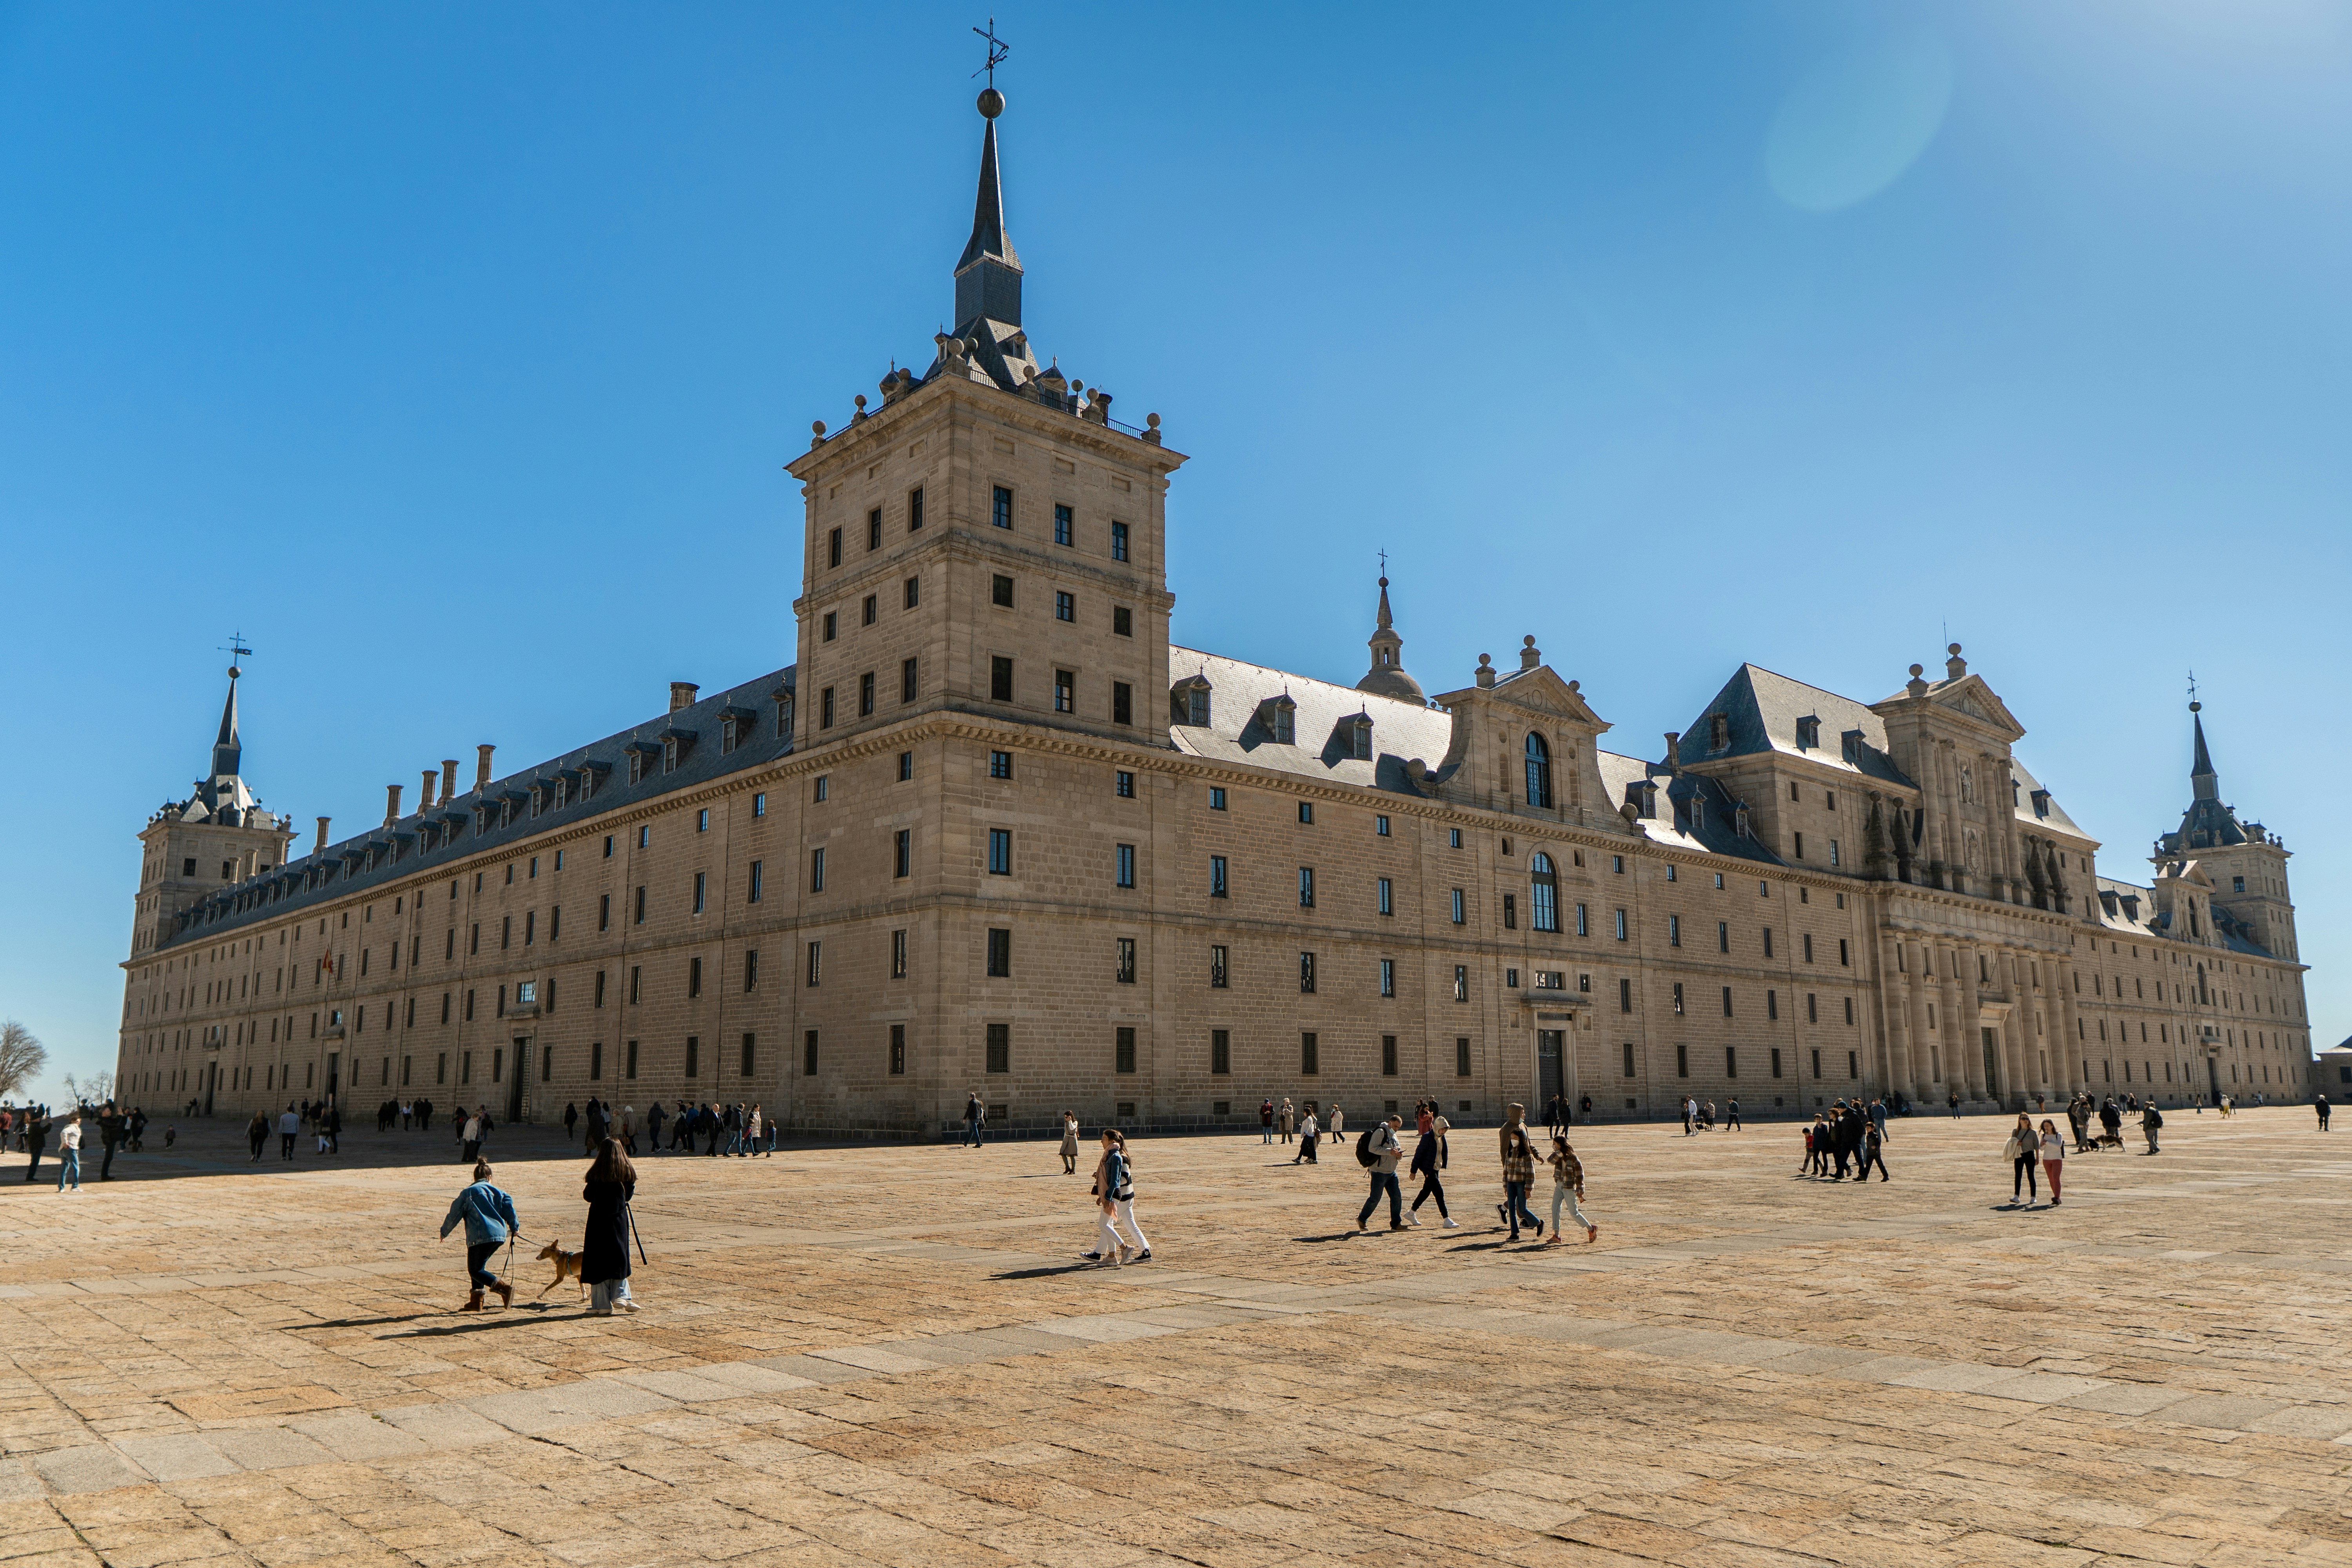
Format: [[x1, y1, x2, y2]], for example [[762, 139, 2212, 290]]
[[1678, 664, 1914, 786], [1594, 752, 1784, 864], [1168, 646, 1450, 793]]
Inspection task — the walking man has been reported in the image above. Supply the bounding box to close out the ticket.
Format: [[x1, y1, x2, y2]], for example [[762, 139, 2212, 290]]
[[1260, 1100, 1275, 1144], [1857, 1119, 1890, 1182], [2319, 1094, 2332, 1131], [1682, 1096, 1697, 1136], [2143, 1100, 2164, 1155], [278, 1104, 299, 1160], [1355, 1115, 1406, 1232], [98, 1102, 126, 1181], [963, 1092, 985, 1148], [1724, 1098, 1742, 1132]]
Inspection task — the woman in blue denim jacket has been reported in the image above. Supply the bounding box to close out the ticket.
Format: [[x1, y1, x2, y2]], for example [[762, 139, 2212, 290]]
[[440, 1160, 519, 1310]]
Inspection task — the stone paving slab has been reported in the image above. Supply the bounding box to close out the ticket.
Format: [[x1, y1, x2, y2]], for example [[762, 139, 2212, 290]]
[[6, 1104, 2352, 1567]]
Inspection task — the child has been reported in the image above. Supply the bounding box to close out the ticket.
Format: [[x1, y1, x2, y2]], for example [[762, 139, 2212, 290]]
[[163, 1124, 176, 1149], [439, 1160, 520, 1311], [1546, 1134, 1597, 1244]]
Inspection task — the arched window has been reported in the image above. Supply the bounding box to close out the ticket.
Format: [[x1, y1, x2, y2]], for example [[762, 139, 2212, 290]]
[[1524, 733, 1553, 809], [1530, 852, 1560, 933]]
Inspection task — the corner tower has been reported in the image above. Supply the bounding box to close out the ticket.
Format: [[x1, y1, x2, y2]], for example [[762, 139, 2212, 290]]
[[1355, 575, 1424, 703], [2156, 699, 2297, 961], [786, 82, 1187, 752], [130, 660, 295, 957]]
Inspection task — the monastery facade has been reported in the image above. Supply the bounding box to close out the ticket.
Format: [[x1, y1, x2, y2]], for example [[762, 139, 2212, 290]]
[[116, 89, 2316, 1132]]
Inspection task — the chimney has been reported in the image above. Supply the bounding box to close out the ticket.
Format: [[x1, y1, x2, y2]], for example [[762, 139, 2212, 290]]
[[419, 768, 438, 812], [314, 816, 330, 854], [441, 759, 459, 802], [384, 784, 403, 827], [670, 681, 699, 713], [1663, 733, 1682, 776], [475, 744, 495, 792]]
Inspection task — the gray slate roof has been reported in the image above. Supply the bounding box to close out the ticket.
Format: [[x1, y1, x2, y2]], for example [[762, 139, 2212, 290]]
[[159, 668, 795, 953], [1678, 664, 1915, 787], [1594, 753, 1784, 865], [1167, 646, 1452, 794]]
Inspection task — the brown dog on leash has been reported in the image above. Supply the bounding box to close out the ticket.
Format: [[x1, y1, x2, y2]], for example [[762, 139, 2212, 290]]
[[535, 1240, 586, 1298]]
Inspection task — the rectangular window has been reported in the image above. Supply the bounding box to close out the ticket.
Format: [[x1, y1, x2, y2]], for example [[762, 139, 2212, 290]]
[[626, 1039, 638, 1079], [820, 686, 835, 727], [1844, 996, 1855, 1025], [859, 671, 875, 716], [1449, 828, 1462, 849], [992, 485, 1013, 529], [990, 657, 1013, 702], [986, 1022, 1009, 1074], [599, 893, 611, 932], [1576, 903, 1588, 937], [1451, 888, 1465, 924], [1116, 844, 1137, 888], [989, 750, 1012, 779], [862, 593, 877, 626], [890, 1024, 906, 1075], [1298, 867, 1316, 907], [1211, 1029, 1230, 1075], [892, 929, 907, 979], [688, 956, 702, 998], [1380, 958, 1396, 998], [1807, 992, 1818, 1023], [867, 506, 881, 551], [1116, 770, 1135, 799], [1767, 989, 1779, 1020], [904, 575, 920, 610], [1721, 985, 1734, 1016], [1111, 520, 1129, 561], [740, 1032, 757, 1078], [1623, 1042, 1636, 1078], [827, 526, 842, 567], [1726, 1046, 1738, 1078], [692, 870, 708, 913], [1054, 669, 1074, 713], [897, 751, 911, 781], [822, 612, 837, 642], [1676, 1044, 1689, 1079], [1829, 838, 1840, 867], [1771, 1046, 1782, 1078], [1300, 1031, 1319, 1074], [1112, 681, 1132, 726], [748, 860, 763, 903], [1619, 977, 1632, 1013], [987, 928, 1011, 977], [1381, 1034, 1399, 1076], [1763, 927, 1773, 958], [1503, 893, 1516, 929], [745, 949, 759, 992], [901, 657, 918, 703], [1673, 982, 1685, 1015], [1210, 944, 1229, 988], [1378, 877, 1394, 916], [1453, 965, 1467, 1002], [1115, 1025, 1136, 1074], [1055, 590, 1074, 622], [1054, 502, 1073, 546], [684, 1036, 699, 1077], [1298, 801, 1314, 825], [1210, 786, 1227, 811], [1803, 933, 1814, 963], [908, 486, 924, 532], [809, 850, 825, 893], [1210, 856, 1228, 898], [1615, 909, 1628, 941], [1299, 951, 1317, 993], [1716, 920, 1728, 953], [988, 829, 1012, 875], [595, 970, 608, 1008], [1116, 938, 1137, 984], [1113, 605, 1132, 637], [800, 1030, 815, 1076], [1670, 915, 1681, 948], [894, 829, 911, 878], [806, 940, 822, 987], [1839, 938, 1850, 966]]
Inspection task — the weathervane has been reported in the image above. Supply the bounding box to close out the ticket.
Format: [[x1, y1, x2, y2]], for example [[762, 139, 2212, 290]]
[[2187, 669, 2200, 713], [1378, 548, 1389, 576], [973, 18, 1009, 85], [220, 631, 253, 679]]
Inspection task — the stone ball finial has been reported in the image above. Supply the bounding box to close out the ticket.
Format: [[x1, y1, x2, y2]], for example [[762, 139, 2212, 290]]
[[977, 86, 1004, 119], [1909, 663, 1924, 678], [2189, 700, 2202, 713], [811, 420, 826, 437], [1377, 575, 1388, 588], [1948, 642, 1962, 657], [1146, 412, 1161, 429], [1524, 635, 1536, 647], [854, 394, 866, 411], [1477, 653, 1492, 668]]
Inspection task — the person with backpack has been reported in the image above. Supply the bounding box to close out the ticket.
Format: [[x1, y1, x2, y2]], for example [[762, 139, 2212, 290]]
[[1353, 1115, 1407, 1232], [1080, 1129, 1146, 1265], [2142, 1099, 2164, 1154], [1497, 1105, 1543, 1240]]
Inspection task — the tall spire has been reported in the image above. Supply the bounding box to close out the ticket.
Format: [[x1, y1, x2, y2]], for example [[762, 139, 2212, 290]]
[[211, 668, 243, 782], [1356, 574, 1425, 703], [953, 87, 1023, 335], [2189, 700, 2218, 803]]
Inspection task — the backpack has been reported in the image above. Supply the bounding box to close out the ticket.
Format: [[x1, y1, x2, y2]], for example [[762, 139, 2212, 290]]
[[1355, 1128, 1379, 1168], [2146, 1106, 2163, 1129]]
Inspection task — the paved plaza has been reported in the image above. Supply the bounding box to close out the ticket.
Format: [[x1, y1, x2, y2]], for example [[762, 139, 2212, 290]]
[[2, 1104, 2349, 1566]]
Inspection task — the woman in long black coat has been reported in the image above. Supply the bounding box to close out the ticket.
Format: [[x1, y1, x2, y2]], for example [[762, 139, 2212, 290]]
[[582, 1138, 638, 1315]]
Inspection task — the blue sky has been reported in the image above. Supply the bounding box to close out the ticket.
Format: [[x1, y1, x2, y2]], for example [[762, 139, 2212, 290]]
[[4, 2, 2348, 1102]]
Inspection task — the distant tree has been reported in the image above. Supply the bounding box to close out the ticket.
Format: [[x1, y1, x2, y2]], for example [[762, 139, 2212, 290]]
[[0, 1020, 47, 1101], [61, 1070, 114, 1109]]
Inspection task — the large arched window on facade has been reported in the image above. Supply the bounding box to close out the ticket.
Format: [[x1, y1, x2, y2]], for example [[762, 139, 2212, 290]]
[[1524, 732, 1553, 809], [1530, 851, 1560, 933]]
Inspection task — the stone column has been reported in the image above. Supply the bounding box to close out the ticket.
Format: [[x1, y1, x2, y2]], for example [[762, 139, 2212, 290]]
[[2053, 956, 2082, 1093]]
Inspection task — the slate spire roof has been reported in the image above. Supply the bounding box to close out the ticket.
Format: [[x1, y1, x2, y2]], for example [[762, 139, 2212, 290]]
[[1356, 575, 1425, 703], [163, 664, 262, 826], [212, 671, 243, 783], [2162, 700, 2249, 852], [953, 94, 1024, 341]]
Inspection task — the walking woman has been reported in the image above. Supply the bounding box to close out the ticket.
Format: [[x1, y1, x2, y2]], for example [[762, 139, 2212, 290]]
[[2038, 1118, 2066, 1206], [1279, 1098, 1294, 1144], [2004, 1112, 2039, 1205], [246, 1108, 270, 1162], [1546, 1134, 1597, 1244], [1409, 1102, 1456, 1227], [439, 1160, 518, 1310], [1059, 1111, 1081, 1175], [1292, 1105, 1319, 1164], [1081, 1129, 1147, 1265], [53, 1112, 83, 1193], [1498, 1105, 1543, 1239], [582, 1137, 639, 1315]]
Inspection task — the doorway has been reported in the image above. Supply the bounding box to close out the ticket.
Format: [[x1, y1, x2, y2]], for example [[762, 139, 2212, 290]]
[[1537, 1030, 1565, 1116], [507, 1036, 530, 1124], [203, 1062, 216, 1117], [2208, 1054, 2221, 1103], [1979, 1028, 2001, 1104]]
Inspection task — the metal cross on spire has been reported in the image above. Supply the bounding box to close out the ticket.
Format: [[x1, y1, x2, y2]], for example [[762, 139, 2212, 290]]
[[1377, 548, 1388, 576], [219, 631, 252, 678], [2187, 668, 2200, 711], [972, 17, 1009, 84]]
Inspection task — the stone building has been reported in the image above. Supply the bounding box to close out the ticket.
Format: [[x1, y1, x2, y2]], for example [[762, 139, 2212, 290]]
[[115, 89, 2316, 1130]]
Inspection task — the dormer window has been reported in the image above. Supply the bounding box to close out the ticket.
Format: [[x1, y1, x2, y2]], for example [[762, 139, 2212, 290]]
[[1733, 799, 1749, 837], [578, 763, 606, 802], [1257, 695, 1296, 745], [1171, 675, 1212, 729], [1795, 715, 1820, 750], [1687, 792, 1703, 832], [1640, 781, 1658, 819], [1352, 715, 1374, 762], [2031, 788, 2051, 818], [773, 687, 795, 740], [1708, 713, 1730, 753], [662, 737, 679, 773]]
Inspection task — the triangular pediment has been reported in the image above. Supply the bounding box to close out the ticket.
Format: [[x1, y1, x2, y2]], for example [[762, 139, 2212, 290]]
[[1438, 665, 1610, 734], [1873, 671, 2025, 741]]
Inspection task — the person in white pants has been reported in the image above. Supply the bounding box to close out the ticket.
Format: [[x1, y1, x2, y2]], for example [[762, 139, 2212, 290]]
[[1083, 1129, 1149, 1265]]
